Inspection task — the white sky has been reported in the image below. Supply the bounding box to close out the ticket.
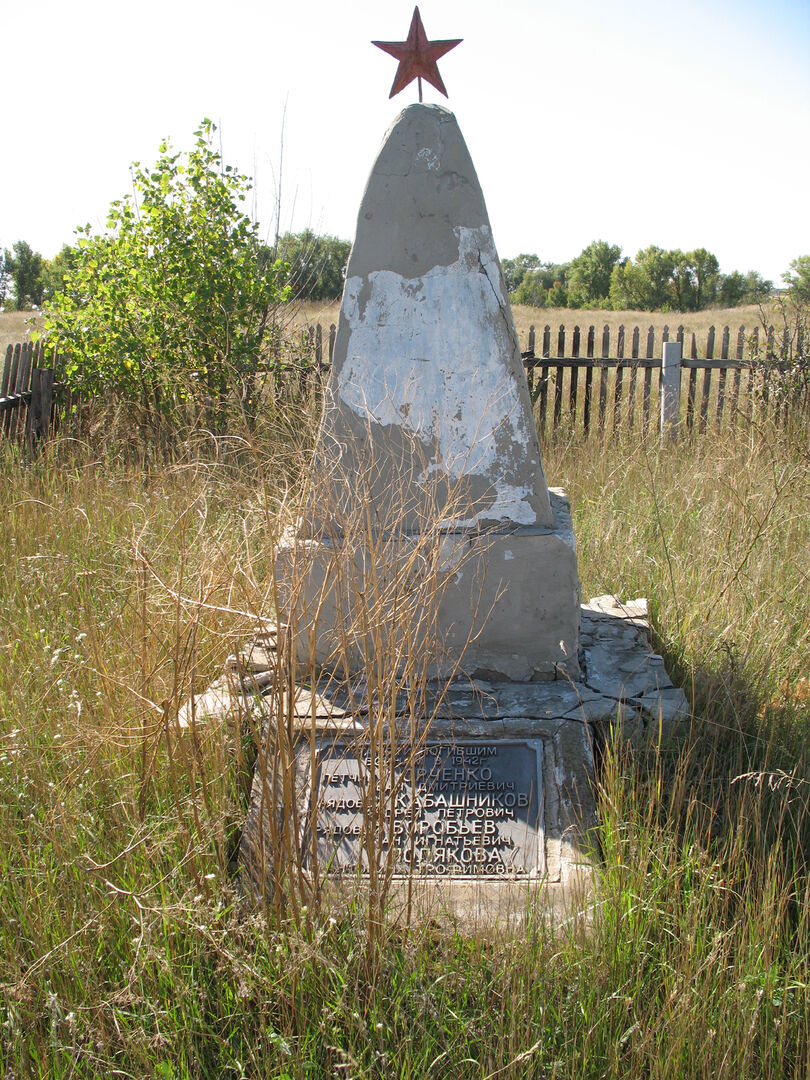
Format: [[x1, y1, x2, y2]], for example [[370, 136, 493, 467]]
[[2, 0, 809, 283]]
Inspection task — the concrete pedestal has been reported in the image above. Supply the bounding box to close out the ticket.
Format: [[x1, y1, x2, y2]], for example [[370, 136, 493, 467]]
[[276, 490, 581, 683]]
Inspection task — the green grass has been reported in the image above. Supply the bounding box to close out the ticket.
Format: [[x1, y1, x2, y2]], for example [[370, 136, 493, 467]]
[[0, 412, 808, 1077]]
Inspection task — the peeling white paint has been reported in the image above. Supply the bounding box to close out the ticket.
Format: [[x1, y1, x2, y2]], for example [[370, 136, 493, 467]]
[[415, 146, 440, 171], [338, 226, 542, 526]]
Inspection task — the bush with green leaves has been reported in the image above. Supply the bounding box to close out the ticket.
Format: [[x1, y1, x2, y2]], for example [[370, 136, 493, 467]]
[[43, 120, 290, 420]]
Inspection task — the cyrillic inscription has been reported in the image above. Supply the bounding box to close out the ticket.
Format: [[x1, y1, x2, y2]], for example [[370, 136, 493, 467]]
[[308, 740, 544, 877]]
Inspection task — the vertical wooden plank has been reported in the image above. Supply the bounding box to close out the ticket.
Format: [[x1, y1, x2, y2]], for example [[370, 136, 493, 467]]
[[716, 325, 729, 429], [659, 322, 670, 418], [762, 326, 773, 411], [676, 324, 684, 348], [569, 325, 580, 426], [524, 325, 536, 400], [553, 325, 565, 429], [329, 323, 336, 364], [27, 367, 42, 443], [3, 344, 21, 437], [8, 343, 23, 439], [748, 326, 758, 421], [613, 325, 625, 435], [598, 324, 610, 436], [11, 343, 32, 440], [686, 334, 698, 431], [642, 326, 654, 435], [698, 326, 715, 433], [539, 326, 551, 436], [1, 344, 12, 399], [25, 345, 40, 442], [627, 326, 639, 430], [583, 325, 595, 435], [40, 369, 54, 440], [730, 325, 744, 425]]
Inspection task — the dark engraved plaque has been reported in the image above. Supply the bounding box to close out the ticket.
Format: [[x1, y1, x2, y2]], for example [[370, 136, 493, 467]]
[[306, 740, 545, 877]]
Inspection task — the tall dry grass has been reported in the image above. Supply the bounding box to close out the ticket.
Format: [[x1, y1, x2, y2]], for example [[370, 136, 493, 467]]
[[0, 396, 807, 1076]]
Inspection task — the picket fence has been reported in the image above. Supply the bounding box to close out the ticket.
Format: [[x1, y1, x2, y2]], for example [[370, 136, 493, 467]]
[[0, 341, 57, 442], [298, 320, 804, 437], [2, 321, 805, 445]]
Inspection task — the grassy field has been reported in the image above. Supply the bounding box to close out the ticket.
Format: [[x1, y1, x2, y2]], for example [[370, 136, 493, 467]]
[[0, 394, 807, 1076], [1, 302, 774, 361], [291, 301, 773, 357], [0, 310, 42, 354]]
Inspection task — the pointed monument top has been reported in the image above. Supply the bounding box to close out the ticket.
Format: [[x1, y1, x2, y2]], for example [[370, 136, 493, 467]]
[[313, 103, 554, 533]]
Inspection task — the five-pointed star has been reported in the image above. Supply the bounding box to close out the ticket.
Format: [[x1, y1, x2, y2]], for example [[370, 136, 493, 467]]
[[372, 6, 462, 100]]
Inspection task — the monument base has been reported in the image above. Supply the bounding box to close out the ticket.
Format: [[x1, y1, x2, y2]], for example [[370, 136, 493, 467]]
[[176, 597, 689, 924], [276, 490, 581, 684]]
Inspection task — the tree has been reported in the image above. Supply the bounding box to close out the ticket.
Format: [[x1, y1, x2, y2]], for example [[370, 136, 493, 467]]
[[41, 244, 78, 302], [669, 250, 696, 312], [546, 280, 568, 308], [688, 247, 720, 310], [567, 240, 622, 308], [783, 255, 810, 303], [276, 230, 350, 300], [0, 249, 9, 308], [718, 269, 772, 307], [44, 120, 290, 419], [511, 269, 547, 307], [3, 240, 45, 310], [509, 260, 570, 307], [609, 246, 676, 311], [501, 253, 544, 294]]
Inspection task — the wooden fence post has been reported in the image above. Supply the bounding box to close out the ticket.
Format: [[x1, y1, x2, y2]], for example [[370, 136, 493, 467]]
[[660, 340, 682, 441]]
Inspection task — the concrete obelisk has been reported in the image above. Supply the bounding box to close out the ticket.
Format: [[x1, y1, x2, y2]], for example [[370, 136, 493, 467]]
[[280, 103, 581, 683]]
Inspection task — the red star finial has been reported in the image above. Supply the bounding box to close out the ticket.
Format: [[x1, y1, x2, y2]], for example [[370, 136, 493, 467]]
[[372, 7, 462, 101]]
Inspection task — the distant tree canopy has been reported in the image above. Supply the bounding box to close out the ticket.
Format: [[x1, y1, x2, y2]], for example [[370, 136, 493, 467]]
[[567, 240, 622, 308], [503, 257, 570, 308], [2, 240, 44, 310], [274, 229, 351, 301], [783, 255, 810, 302], [504, 240, 773, 312]]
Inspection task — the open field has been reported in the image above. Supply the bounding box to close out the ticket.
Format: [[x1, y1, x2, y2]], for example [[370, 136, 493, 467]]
[[292, 301, 775, 356], [0, 310, 42, 354], [0, 402, 807, 1076], [1, 302, 775, 360]]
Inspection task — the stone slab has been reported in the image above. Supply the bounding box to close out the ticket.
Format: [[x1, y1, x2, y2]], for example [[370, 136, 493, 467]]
[[240, 726, 596, 891]]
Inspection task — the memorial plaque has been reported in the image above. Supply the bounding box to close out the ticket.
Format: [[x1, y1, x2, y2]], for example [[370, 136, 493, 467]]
[[306, 740, 545, 877]]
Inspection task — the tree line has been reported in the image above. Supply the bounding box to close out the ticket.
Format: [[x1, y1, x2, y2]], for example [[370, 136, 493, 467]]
[[7, 229, 805, 320], [502, 240, 780, 312]]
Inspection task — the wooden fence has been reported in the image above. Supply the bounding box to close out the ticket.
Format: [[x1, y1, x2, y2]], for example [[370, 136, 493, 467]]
[[3, 321, 806, 445], [297, 320, 806, 438], [1, 341, 59, 443]]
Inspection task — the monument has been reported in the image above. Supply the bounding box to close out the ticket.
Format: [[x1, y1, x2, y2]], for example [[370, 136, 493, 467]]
[[182, 9, 689, 917], [276, 100, 581, 684]]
